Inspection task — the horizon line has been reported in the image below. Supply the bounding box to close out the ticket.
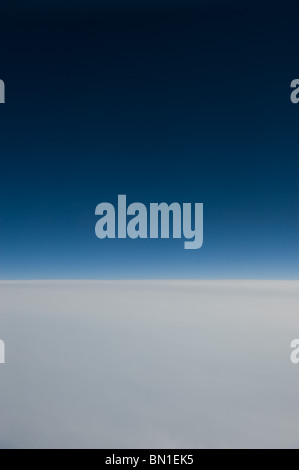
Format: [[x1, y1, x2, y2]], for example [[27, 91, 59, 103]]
[[0, 279, 298, 282]]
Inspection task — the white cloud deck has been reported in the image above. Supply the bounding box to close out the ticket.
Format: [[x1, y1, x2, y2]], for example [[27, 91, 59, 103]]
[[0, 280, 298, 448]]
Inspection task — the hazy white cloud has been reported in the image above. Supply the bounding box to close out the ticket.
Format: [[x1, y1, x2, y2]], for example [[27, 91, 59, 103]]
[[0, 280, 298, 448]]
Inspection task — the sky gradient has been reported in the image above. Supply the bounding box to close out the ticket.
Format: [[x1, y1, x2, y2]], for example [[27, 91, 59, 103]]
[[0, 1, 298, 279]]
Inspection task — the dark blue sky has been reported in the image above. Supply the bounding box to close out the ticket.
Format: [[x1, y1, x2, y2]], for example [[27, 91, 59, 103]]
[[0, 1, 298, 279]]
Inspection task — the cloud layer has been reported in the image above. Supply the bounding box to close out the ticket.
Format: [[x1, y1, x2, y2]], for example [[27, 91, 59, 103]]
[[0, 280, 298, 448]]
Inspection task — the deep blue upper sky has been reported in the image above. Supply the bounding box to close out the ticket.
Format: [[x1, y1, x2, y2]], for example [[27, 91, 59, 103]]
[[0, 1, 298, 279]]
